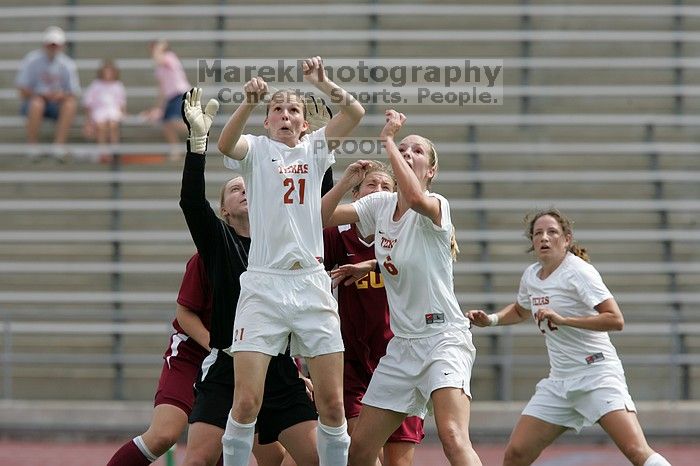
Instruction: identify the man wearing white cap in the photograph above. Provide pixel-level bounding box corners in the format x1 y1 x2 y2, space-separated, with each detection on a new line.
15 26 80 155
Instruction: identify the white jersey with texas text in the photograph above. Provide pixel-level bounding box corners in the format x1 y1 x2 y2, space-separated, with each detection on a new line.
517 252 623 379
223 127 334 269
353 191 470 338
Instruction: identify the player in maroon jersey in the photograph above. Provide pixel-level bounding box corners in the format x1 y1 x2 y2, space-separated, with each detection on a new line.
106 253 210 465
323 160 424 466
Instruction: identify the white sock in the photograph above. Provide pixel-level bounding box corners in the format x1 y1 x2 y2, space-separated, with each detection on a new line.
221 412 256 466
132 435 159 462
317 421 350 466
644 452 672 466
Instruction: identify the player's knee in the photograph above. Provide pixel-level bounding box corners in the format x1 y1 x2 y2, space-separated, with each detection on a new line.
317 403 345 426
348 440 375 466
146 430 180 455
232 392 262 420
314 395 345 425
503 441 535 466
437 424 470 461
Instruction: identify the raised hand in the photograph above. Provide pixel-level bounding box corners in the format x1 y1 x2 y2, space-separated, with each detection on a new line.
305 94 332 132
243 77 268 105
182 87 219 154
302 56 327 86
380 109 406 140
339 159 371 190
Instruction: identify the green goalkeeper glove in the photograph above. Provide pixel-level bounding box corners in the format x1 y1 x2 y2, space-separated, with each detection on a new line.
305 94 332 132
181 87 219 154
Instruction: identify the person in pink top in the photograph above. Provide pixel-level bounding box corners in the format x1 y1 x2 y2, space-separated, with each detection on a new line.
141 40 191 160
82 60 126 151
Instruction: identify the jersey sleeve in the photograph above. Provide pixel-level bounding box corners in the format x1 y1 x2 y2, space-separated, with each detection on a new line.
516 268 532 310
571 262 614 309
418 192 452 234
306 127 335 174
223 133 258 175
353 191 387 240
176 254 211 315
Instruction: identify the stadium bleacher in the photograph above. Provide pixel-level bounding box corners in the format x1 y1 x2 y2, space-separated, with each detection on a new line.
0 2 698 436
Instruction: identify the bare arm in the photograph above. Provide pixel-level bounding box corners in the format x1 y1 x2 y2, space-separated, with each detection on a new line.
302 57 365 140
321 160 370 226
175 303 211 351
217 77 267 159
535 297 624 332
329 259 377 288
381 110 442 225
467 302 531 328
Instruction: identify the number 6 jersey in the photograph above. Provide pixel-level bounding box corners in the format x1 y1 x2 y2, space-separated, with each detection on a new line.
353 191 470 339
224 127 334 270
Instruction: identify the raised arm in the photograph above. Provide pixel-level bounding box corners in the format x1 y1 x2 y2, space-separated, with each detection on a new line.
321 160 371 227
302 57 365 140
179 88 223 256
217 77 267 160
381 110 442 225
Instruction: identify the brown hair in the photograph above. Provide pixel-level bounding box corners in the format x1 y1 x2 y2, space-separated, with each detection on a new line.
265 89 306 119
524 208 589 262
351 160 395 195
97 59 119 80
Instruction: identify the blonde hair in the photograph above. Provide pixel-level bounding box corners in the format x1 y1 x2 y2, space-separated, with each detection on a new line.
351 160 395 194
404 135 439 188
449 226 460 261
524 208 589 262
219 175 243 223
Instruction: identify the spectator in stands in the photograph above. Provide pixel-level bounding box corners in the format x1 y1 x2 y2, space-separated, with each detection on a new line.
179 88 321 466
321 110 482 466
323 160 425 466
15 26 80 158
106 252 292 466
141 39 190 161
82 59 126 161
466 208 672 466
216 56 364 466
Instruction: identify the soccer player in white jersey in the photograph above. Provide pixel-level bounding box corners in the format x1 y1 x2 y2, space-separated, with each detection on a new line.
467 209 672 466
322 110 483 466
216 56 364 466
